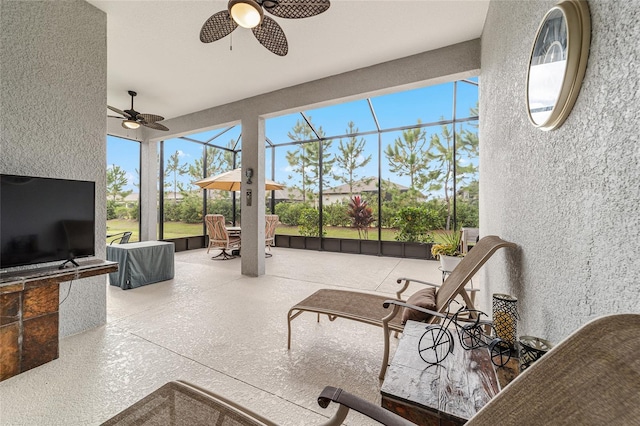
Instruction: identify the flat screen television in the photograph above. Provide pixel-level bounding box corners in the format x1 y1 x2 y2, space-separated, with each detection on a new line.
1 174 96 269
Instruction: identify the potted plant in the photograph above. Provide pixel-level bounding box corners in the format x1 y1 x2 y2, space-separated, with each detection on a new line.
431 230 463 272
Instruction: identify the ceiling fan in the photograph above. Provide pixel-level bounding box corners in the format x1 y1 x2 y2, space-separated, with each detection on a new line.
107 91 169 131
200 0 330 56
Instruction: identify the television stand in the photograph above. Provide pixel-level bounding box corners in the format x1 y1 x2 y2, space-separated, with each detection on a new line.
0 259 118 382
58 258 80 269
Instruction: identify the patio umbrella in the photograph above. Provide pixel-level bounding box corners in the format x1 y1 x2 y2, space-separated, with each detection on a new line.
194 168 285 191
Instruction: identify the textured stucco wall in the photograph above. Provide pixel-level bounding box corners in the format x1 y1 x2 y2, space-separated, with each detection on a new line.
1 1 107 337
480 0 640 343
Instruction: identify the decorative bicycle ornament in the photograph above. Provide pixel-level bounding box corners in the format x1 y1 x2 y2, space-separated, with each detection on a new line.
418 301 512 367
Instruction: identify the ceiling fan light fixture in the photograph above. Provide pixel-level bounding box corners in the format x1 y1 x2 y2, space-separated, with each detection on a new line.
229 0 263 29
122 119 141 130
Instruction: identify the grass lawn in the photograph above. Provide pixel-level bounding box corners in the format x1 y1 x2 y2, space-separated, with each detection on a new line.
107 219 204 240
162 222 205 239
107 219 140 242
272 225 398 240
107 219 400 241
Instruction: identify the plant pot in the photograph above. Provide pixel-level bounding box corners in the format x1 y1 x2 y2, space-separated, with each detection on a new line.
439 254 462 272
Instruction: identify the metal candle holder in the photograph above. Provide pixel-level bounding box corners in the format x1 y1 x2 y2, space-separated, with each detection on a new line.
518 336 554 371
492 293 518 348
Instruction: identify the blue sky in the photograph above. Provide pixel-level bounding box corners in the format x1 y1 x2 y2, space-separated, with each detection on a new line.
108 78 479 195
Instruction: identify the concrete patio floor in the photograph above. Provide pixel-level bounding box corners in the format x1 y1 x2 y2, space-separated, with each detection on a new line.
0 247 472 425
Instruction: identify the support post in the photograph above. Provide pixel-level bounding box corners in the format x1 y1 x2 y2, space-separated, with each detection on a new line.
240 115 266 276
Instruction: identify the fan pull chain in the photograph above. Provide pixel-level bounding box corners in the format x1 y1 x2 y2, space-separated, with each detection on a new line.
230 32 233 51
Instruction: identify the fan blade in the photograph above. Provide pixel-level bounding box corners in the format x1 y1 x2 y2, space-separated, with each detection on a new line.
252 16 288 56
200 10 238 43
142 122 169 131
138 113 164 123
107 105 130 118
264 0 330 19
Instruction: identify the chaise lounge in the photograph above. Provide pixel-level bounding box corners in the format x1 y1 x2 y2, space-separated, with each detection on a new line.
287 235 517 379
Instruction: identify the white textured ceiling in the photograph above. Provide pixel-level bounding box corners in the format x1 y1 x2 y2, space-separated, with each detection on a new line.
88 0 489 121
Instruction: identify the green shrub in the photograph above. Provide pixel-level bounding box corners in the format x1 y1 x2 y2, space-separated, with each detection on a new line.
274 202 292 224
163 200 181 222
380 204 397 228
114 205 130 219
455 199 479 228
275 202 309 226
324 202 351 227
206 199 235 222
179 195 204 223
298 207 326 237
376 190 426 228
394 205 439 243
127 202 139 220
107 200 118 220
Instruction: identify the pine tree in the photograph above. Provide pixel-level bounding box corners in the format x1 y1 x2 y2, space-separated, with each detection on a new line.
285 117 333 202
165 150 188 202
383 121 429 198
334 121 372 197
106 164 132 201
426 118 478 230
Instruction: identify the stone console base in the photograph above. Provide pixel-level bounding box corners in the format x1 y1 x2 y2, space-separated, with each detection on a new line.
0 260 117 381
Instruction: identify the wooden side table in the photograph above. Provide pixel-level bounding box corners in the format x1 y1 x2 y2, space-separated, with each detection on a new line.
381 320 513 425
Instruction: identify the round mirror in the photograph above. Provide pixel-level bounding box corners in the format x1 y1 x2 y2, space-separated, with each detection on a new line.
527 8 568 126
526 0 590 131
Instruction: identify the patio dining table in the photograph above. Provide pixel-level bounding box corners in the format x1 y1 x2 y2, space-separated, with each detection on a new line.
226 226 241 237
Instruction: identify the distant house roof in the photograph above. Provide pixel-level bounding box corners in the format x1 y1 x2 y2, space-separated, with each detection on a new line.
163 191 185 200
123 192 139 202
112 192 139 202
325 177 413 195
271 187 305 202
